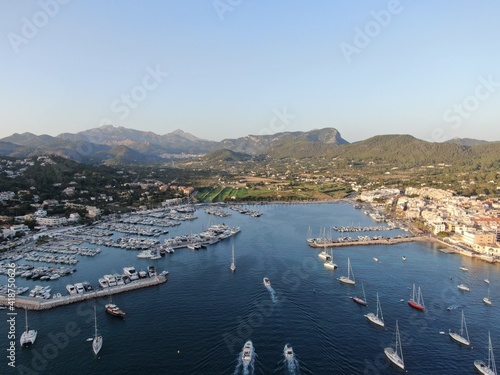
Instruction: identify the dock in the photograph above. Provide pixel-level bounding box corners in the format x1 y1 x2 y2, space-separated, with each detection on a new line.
0 275 167 311
308 236 430 248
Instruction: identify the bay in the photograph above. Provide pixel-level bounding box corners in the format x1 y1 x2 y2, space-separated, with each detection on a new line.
2 203 499 374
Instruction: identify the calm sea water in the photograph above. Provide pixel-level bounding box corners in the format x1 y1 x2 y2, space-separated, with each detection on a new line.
2 203 499 375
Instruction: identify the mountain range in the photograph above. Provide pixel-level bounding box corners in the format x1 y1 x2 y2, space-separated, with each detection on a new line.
0 125 498 168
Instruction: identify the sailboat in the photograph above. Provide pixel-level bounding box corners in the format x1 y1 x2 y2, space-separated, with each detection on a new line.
408 284 425 311
324 248 338 269
484 287 493 306
365 292 384 327
449 310 470 346
352 281 367 306
20 309 37 346
338 258 355 285
474 332 497 375
230 244 236 272
91 305 103 355
384 320 404 370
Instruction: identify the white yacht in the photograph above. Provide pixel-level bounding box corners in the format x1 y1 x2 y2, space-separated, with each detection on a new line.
123 267 139 280
384 320 404 370
449 310 471 346
242 340 254 363
98 278 109 288
20 309 37 346
103 274 117 287
474 332 497 375
74 283 85 294
91 306 103 355
365 292 384 327
338 258 355 285
66 284 77 295
458 284 470 292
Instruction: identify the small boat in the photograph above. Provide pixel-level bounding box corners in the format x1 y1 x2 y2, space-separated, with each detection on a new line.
373 257 379 262
408 284 425 311
66 284 77 295
91 305 103 355
485 279 491 284
352 281 367 306
284 343 294 360
365 292 384 327
402 256 407 261
474 332 497 375
242 340 254 363
338 258 355 285
230 244 236 272
105 303 126 318
458 284 470 292
484 287 493 306
20 309 37 346
263 277 271 287
384 320 404 370
449 310 471 346
460 266 469 272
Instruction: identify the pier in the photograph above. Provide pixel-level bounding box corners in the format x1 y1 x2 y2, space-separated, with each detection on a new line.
0 275 167 311
308 236 430 248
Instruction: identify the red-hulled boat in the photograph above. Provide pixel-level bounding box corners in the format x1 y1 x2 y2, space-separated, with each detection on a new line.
105 303 126 318
408 284 425 311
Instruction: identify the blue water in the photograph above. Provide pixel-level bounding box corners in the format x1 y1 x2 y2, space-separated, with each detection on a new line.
2 203 499 374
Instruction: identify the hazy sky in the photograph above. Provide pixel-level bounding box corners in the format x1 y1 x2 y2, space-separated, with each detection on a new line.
1 1 499 143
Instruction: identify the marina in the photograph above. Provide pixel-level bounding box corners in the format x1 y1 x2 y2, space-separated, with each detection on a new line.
1 202 499 374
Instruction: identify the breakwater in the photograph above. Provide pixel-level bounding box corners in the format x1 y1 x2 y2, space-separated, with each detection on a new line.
0 275 167 311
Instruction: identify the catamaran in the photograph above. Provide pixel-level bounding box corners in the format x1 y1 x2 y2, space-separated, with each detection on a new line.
324 248 338 269
230 244 236 272
338 258 355 285
449 310 470 346
352 281 367 306
92 305 103 355
384 320 404 370
474 332 497 375
365 292 384 327
408 284 425 311
20 309 37 346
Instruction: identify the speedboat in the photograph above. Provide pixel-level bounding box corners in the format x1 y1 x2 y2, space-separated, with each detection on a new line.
459 266 468 271
263 277 271 287
284 344 294 360
457 284 470 292
66 284 77 295
105 303 126 318
242 340 254 363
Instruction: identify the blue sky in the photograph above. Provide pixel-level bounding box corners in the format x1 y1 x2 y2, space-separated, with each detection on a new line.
1 0 499 142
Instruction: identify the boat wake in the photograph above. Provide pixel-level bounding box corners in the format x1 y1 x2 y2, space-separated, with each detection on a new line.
266 285 278 303
285 357 300 374
233 356 255 375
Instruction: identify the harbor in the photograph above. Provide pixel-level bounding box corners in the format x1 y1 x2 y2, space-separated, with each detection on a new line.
308 235 430 248
0 274 167 310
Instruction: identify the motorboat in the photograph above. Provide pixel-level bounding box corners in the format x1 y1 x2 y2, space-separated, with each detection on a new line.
20 309 37 346
263 277 271 287
138 270 147 278
148 266 157 278
284 344 294 360
459 266 468 272
74 283 85 294
105 303 126 318
123 267 139 280
242 340 254 363
103 274 117 287
98 278 109 288
457 284 470 292
66 284 77 295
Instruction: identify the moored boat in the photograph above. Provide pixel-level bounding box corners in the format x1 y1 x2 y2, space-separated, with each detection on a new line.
474 332 497 375
365 292 384 327
384 320 404 370
458 284 470 292
408 284 425 311
338 258 355 285
449 310 471 346
20 309 37 346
